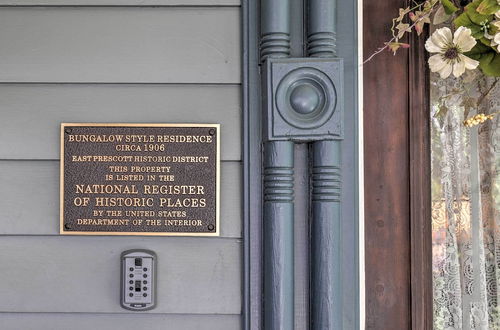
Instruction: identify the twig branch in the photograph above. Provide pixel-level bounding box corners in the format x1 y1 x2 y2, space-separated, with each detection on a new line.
362 7 436 65
362 41 398 64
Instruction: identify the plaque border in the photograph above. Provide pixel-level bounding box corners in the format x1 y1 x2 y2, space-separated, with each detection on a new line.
60 123 220 237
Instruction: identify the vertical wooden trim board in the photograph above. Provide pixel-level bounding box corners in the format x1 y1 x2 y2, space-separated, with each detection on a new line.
363 0 411 327
408 28 433 330
363 0 433 329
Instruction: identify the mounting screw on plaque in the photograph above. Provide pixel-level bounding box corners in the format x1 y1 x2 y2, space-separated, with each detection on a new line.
121 249 157 311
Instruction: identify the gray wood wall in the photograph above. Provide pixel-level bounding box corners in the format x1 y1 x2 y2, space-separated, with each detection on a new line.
0 2 242 329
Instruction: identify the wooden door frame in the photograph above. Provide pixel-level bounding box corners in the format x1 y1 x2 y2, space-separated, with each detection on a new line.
408 28 433 330
363 0 432 328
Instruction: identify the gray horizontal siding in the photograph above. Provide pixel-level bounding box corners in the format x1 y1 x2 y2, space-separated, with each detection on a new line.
0 2 243 327
0 236 241 314
0 7 240 83
0 313 240 330
0 0 239 5
0 161 241 237
0 84 241 160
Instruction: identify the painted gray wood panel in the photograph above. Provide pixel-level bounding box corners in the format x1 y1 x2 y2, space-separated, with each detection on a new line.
0 314 241 330
0 0 239 5
0 84 241 160
0 236 241 314
0 8 240 83
0 161 241 237
0 1 243 327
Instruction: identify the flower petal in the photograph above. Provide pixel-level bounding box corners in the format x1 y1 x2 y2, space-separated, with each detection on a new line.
494 33 500 51
459 54 479 70
452 60 466 77
431 27 452 49
453 26 476 52
428 54 448 72
438 63 453 79
494 33 500 46
425 38 442 53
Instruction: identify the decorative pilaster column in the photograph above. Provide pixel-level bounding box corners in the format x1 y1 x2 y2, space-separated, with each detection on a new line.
260 1 295 329
260 0 343 328
308 0 343 329
263 141 294 330
310 140 342 329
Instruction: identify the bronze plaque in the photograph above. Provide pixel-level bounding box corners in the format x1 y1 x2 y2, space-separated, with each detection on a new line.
60 123 219 236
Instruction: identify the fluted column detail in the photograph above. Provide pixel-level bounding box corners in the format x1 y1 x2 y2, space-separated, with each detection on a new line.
264 165 294 203
311 163 341 203
260 0 291 62
307 31 337 58
260 33 291 62
307 0 337 57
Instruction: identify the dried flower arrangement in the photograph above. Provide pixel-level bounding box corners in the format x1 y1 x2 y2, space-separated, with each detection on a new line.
365 0 500 126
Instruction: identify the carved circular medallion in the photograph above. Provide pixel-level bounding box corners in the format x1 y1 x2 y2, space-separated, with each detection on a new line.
276 67 337 129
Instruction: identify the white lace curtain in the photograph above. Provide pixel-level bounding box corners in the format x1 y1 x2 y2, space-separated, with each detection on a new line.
432 73 500 329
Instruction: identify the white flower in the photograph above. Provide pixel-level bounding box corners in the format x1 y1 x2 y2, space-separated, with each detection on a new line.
491 11 500 52
425 26 479 78
493 37 500 52
493 29 500 52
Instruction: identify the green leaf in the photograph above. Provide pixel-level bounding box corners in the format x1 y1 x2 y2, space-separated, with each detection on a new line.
465 43 497 77
441 0 459 14
454 0 494 40
476 0 500 15
465 0 492 24
453 11 472 26
465 42 491 57
454 12 485 38
466 41 491 58
470 25 486 39
479 37 491 47
467 43 500 76
478 52 500 76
